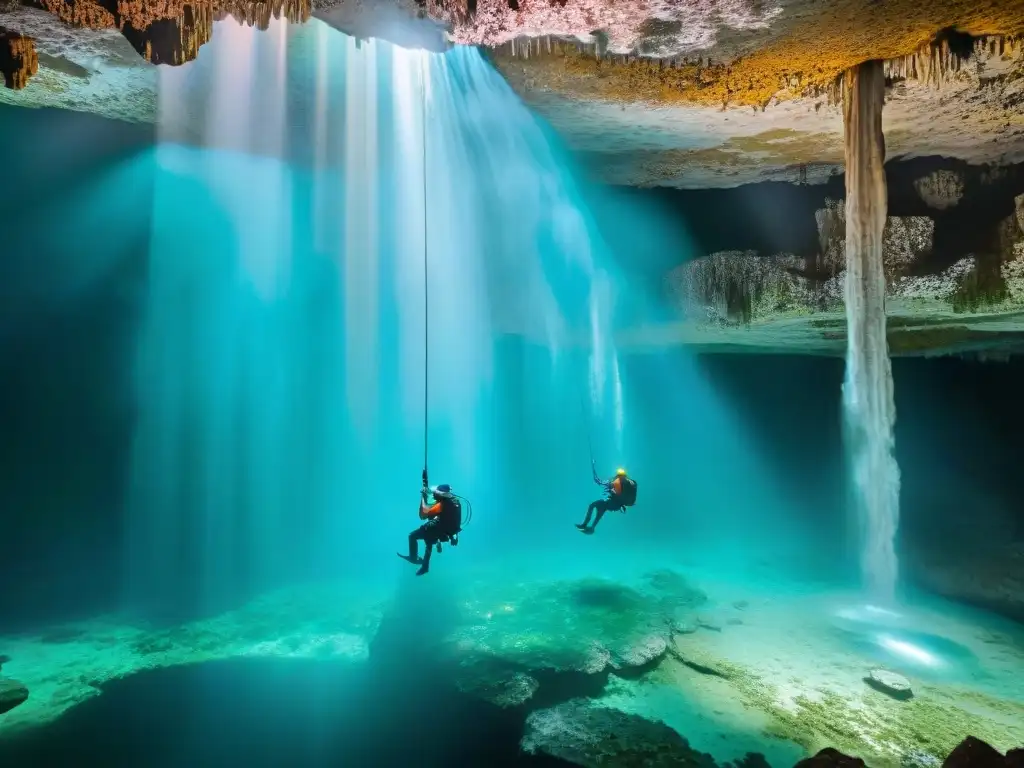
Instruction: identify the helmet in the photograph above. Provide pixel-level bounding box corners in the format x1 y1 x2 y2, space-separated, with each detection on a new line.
431 484 453 498
616 468 627 477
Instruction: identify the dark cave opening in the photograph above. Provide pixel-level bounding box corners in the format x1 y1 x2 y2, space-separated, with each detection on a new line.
609 157 1024 280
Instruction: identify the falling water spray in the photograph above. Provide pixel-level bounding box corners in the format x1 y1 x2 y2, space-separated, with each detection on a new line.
841 61 901 603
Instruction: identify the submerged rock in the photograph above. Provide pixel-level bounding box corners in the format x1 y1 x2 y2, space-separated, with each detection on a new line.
522 698 720 767
865 669 913 700
0 679 28 715
943 736 1007 768
795 748 867 768
446 573 703 706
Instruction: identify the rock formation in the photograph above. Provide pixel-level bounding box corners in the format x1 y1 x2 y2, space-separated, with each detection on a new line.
915 170 965 210
447 571 706 709
944 737 1022 768
655 184 1024 356
522 698 726 767
0 29 37 89
27 0 311 65
0 678 28 716
667 207 938 327
794 748 867 768
865 668 913 700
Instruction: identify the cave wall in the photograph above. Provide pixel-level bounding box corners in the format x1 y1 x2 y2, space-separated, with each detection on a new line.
0 104 155 629
633 159 1024 333
609 158 1024 279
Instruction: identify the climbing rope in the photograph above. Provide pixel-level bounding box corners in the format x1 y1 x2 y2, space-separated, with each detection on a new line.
421 63 430 490
579 389 602 484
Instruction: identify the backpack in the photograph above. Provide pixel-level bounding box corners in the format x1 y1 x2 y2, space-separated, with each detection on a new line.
440 498 463 537
619 477 638 507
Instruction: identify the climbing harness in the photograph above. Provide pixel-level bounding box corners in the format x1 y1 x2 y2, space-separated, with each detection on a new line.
421 62 430 492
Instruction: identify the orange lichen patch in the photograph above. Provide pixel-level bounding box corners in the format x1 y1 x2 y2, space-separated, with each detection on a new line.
491 0 1024 108
0 29 39 90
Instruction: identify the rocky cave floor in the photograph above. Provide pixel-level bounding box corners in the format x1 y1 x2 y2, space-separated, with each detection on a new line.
0 557 1022 767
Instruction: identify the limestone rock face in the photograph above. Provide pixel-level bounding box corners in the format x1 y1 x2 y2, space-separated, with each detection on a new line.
669 205 938 328
915 170 965 210
0 30 38 89
668 251 815 326
814 199 935 282
646 195 1024 356
0 678 28 715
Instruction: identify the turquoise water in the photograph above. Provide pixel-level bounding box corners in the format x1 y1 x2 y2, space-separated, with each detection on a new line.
114 19 811 615
0 15 1023 768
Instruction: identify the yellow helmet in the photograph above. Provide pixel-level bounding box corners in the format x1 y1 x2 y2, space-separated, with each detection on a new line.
616 468 627 477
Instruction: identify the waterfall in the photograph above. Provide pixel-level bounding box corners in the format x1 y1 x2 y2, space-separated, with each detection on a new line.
841 61 901 603
124 18 622 615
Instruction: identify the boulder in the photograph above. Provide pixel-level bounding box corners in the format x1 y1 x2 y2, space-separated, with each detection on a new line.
795 748 868 768
0 678 28 715
943 736 1007 768
865 669 913 700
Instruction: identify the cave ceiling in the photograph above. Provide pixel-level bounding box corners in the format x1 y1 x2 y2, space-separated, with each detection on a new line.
0 0 1021 189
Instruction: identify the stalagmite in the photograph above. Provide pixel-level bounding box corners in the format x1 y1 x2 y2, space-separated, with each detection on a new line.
842 60 901 603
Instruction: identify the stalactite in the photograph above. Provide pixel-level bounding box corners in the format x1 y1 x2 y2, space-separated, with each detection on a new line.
882 32 1020 89
0 29 38 90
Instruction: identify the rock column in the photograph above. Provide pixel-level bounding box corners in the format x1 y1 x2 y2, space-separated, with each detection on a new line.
842 60 901 603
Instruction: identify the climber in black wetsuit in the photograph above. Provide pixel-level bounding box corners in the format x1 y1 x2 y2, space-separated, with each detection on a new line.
576 464 637 534
398 482 463 576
